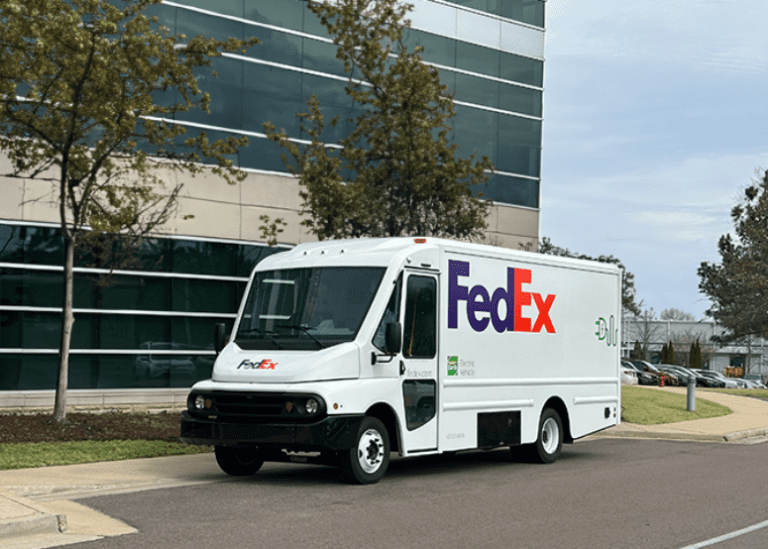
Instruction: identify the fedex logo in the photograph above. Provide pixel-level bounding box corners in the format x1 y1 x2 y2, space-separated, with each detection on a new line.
237 359 277 370
448 260 556 333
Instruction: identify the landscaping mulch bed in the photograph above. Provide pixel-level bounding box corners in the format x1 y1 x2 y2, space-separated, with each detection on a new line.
0 411 183 444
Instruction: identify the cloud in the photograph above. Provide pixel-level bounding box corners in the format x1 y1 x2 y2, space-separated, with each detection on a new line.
545 151 767 210
545 0 768 77
628 209 725 244
540 0 768 318
541 152 767 318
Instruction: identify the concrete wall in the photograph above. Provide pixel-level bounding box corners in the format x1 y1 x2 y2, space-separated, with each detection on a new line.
0 164 539 249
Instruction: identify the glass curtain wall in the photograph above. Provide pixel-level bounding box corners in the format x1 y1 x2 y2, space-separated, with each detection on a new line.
441 0 545 28
0 222 285 390
152 0 543 208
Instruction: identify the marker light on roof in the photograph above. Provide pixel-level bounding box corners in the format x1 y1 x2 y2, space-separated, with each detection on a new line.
414 238 427 244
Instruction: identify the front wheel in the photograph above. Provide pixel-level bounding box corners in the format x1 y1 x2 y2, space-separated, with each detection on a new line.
522 408 563 464
214 446 264 476
339 417 390 484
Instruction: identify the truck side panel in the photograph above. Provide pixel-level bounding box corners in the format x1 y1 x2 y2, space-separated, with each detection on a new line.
437 248 621 452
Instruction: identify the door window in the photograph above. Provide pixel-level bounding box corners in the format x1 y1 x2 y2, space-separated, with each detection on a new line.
402 380 436 430
373 274 402 352
403 276 436 358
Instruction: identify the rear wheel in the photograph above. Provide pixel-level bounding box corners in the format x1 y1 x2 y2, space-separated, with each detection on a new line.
519 408 563 464
214 446 264 476
340 417 390 484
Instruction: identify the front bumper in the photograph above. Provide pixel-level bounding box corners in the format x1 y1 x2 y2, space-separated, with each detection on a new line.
180 411 364 451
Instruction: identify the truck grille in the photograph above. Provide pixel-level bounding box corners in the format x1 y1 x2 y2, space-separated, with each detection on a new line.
188 391 325 424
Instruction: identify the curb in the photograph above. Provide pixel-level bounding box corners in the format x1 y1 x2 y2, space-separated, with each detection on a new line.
723 427 768 442
585 430 725 442
0 492 66 539
0 514 65 538
586 426 768 443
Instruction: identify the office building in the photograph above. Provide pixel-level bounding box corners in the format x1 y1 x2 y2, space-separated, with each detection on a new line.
0 0 545 401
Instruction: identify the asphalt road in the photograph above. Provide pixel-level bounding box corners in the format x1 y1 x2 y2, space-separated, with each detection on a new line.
66 438 767 549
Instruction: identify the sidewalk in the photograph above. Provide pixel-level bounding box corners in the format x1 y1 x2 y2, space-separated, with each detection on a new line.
2 388 768 548
0 453 217 549
586 386 768 443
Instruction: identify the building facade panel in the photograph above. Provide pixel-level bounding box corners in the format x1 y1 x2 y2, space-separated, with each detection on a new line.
622 316 767 377
0 0 545 395
153 0 544 209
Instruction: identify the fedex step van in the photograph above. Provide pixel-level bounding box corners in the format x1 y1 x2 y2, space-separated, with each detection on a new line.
181 237 622 484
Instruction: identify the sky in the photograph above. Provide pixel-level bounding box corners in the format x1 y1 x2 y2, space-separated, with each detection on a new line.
540 0 768 320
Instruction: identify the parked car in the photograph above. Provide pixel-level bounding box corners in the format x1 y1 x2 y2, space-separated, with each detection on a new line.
686 367 725 387
621 360 656 385
697 370 739 389
733 378 749 389
632 360 681 386
744 375 767 388
659 365 722 388
621 366 638 385
134 341 196 380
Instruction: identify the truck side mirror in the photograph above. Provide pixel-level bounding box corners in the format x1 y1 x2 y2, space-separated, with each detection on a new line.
385 322 402 355
214 323 227 355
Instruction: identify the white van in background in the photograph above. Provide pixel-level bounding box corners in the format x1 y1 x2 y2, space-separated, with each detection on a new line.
181 237 622 483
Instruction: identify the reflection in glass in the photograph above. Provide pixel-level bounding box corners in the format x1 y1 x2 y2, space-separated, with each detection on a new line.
373 274 402 352
175 7 245 43
403 276 436 359
402 380 436 430
499 83 542 117
453 106 498 164
455 73 499 110
251 26 303 68
472 174 539 209
245 0 304 32
443 0 545 28
236 267 385 350
500 52 543 88
405 29 457 68
134 342 197 384
456 41 500 78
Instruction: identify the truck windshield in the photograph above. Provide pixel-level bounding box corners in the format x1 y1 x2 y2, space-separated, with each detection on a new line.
234 267 385 350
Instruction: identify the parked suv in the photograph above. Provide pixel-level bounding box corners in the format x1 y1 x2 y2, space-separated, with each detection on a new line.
698 370 739 388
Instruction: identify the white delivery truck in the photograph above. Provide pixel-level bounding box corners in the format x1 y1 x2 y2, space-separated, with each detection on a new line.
181 237 622 484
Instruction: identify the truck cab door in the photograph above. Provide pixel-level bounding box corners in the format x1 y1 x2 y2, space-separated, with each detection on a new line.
398 272 439 454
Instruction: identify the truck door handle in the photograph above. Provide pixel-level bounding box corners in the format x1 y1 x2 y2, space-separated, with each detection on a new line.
400 361 406 375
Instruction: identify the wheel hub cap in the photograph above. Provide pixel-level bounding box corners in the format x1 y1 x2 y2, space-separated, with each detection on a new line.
357 429 384 473
541 417 559 454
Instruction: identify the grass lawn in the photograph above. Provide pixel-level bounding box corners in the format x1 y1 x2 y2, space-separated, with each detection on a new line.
0 440 210 470
699 388 768 401
621 386 732 425
0 410 210 470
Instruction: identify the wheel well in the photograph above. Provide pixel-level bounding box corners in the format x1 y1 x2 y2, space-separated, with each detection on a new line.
544 397 573 443
366 403 400 453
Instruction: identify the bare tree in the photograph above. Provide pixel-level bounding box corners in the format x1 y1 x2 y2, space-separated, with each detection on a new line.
660 308 696 321
629 309 663 360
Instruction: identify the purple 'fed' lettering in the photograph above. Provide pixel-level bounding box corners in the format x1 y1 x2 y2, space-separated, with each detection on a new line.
448 260 556 334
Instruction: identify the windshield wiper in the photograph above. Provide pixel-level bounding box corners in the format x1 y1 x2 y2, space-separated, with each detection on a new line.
276 324 326 349
237 328 283 349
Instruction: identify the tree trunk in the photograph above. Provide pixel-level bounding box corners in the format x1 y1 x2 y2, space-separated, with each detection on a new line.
53 232 76 424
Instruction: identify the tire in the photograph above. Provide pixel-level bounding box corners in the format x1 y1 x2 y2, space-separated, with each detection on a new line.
524 408 563 464
214 446 264 476
339 417 390 484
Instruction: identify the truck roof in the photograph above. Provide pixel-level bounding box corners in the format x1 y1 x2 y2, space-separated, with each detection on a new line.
255 237 622 275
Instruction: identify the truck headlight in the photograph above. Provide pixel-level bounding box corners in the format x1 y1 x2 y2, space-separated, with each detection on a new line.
305 398 319 415
194 395 206 410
